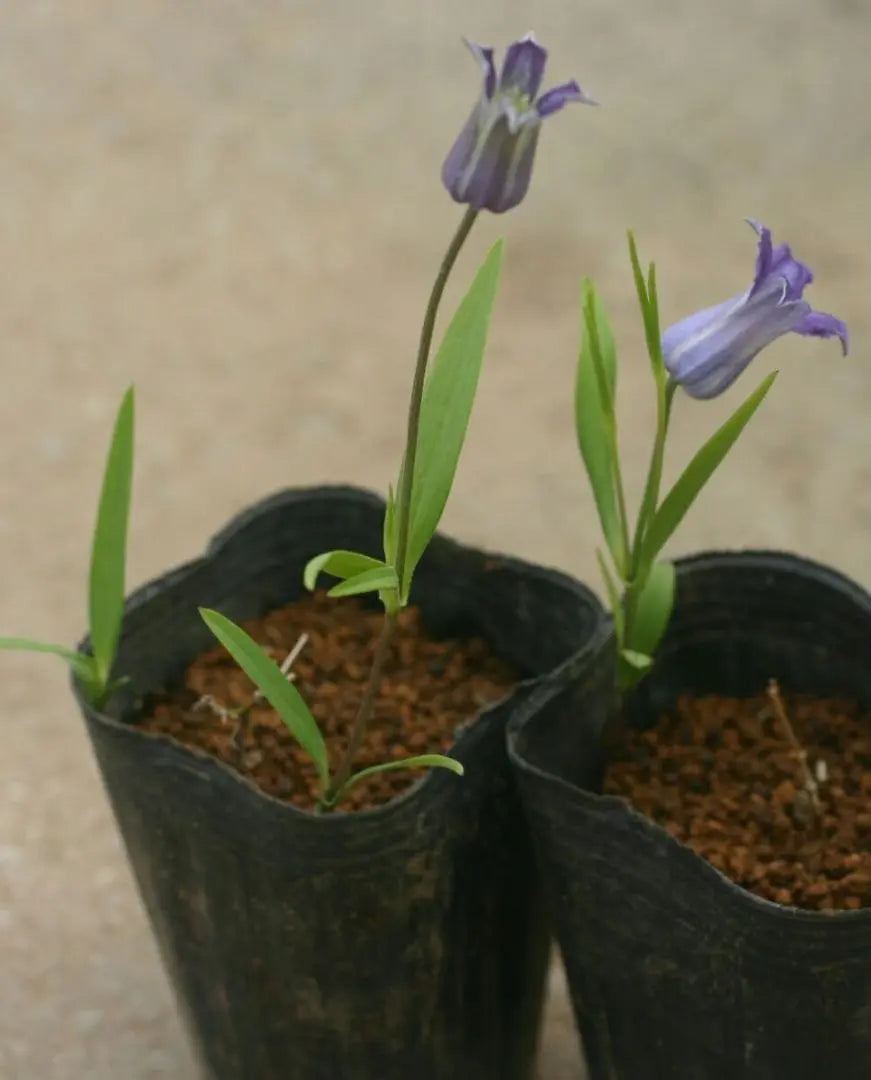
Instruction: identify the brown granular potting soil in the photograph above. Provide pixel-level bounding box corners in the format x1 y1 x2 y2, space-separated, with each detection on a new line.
141 591 517 812
604 692 871 912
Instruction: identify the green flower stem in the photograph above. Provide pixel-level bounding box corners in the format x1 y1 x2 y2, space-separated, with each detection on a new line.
394 206 479 596
630 377 677 575
608 419 633 583
619 580 640 673
323 611 396 807
621 378 677 650
322 207 479 809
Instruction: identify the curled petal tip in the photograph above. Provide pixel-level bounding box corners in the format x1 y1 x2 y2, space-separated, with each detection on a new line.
537 80 597 116
462 38 496 98
796 310 849 354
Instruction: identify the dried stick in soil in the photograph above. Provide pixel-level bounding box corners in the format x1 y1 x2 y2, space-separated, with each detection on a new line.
766 678 821 826
195 633 309 766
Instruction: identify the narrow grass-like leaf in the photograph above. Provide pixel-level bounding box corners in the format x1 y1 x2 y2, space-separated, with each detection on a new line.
326 565 399 599
382 484 397 565
582 281 617 416
88 387 135 691
627 560 675 659
627 232 663 378
0 637 95 683
576 281 624 570
628 232 649 307
645 263 665 374
304 550 385 592
199 608 329 787
329 753 464 806
404 239 504 589
643 372 777 565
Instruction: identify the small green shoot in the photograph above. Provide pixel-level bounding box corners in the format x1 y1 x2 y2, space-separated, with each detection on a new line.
0 386 135 707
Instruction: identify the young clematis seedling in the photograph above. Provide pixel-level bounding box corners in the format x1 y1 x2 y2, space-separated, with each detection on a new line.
0 387 135 708
204 34 592 810
577 224 847 691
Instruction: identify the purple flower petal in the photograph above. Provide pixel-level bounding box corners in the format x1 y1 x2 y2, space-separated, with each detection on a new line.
665 297 809 400
770 241 814 301
442 97 541 213
536 80 596 117
499 33 547 99
452 117 511 210
441 105 483 202
488 125 540 212
795 310 849 354
470 118 539 213
746 218 814 303
463 39 496 99
747 220 774 299
661 295 743 358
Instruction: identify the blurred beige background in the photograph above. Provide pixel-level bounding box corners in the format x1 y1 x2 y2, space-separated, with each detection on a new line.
0 1 867 1077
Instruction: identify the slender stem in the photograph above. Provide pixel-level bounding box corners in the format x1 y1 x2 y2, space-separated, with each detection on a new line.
630 378 677 572
321 208 479 808
609 423 633 583
324 612 396 806
394 206 479 597
622 378 677 653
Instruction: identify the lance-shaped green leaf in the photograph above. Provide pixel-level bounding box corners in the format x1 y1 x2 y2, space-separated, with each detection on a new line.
0 637 96 685
576 281 624 572
303 550 386 592
88 387 135 691
642 372 777 566
627 560 675 660
646 263 663 370
199 608 329 787
627 232 665 380
403 239 504 591
326 565 398 599
327 753 464 807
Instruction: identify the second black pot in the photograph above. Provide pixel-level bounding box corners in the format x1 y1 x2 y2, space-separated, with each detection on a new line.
77 486 604 1080
510 550 871 1080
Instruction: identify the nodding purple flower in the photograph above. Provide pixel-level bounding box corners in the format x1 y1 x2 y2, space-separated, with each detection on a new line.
662 220 849 400
442 34 595 214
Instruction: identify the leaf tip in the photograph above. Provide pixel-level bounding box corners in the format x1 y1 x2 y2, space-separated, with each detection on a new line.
302 558 320 592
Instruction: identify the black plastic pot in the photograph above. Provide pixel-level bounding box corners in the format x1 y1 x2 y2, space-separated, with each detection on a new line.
77 486 603 1080
509 551 871 1080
